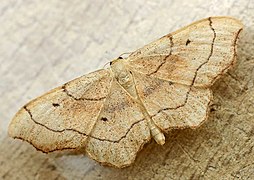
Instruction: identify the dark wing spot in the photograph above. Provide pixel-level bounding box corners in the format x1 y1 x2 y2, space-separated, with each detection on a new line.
186 39 191 46
168 81 174 85
210 107 216 112
52 103 60 107
101 117 108 122
47 164 57 170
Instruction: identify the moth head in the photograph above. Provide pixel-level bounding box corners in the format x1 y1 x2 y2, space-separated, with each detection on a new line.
109 56 125 70
110 56 123 66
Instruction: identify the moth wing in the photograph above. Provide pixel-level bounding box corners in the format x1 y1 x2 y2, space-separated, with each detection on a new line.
128 16 243 87
128 16 242 131
8 69 113 152
85 78 151 168
132 71 212 131
9 69 151 168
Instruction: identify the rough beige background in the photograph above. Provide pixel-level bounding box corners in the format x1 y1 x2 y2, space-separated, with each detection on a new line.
0 0 253 179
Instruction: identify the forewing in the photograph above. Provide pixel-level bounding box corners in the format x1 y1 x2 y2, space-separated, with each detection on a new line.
85 78 151 168
132 71 212 131
9 70 151 167
8 69 112 152
128 17 243 87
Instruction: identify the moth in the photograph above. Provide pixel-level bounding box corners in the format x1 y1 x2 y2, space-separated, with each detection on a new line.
9 16 243 168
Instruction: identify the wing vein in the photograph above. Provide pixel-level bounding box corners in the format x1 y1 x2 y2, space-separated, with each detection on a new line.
147 35 173 75
62 85 106 101
23 105 145 145
151 17 216 118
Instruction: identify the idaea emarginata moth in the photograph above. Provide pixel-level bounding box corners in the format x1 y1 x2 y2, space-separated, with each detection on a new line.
9 16 243 168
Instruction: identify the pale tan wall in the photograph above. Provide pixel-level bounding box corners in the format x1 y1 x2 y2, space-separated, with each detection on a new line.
0 0 253 179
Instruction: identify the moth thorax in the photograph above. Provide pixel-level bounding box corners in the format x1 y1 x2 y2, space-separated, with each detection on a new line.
110 58 138 98
111 59 131 86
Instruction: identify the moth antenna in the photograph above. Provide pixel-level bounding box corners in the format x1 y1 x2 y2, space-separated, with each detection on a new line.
118 52 132 58
103 58 119 69
103 61 111 69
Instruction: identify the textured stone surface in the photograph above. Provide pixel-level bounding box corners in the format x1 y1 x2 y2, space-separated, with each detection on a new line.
0 0 253 179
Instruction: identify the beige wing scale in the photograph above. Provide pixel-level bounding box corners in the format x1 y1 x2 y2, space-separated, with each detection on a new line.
86 78 150 167
128 17 243 130
128 17 243 87
9 69 150 167
132 71 212 131
8 69 112 152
